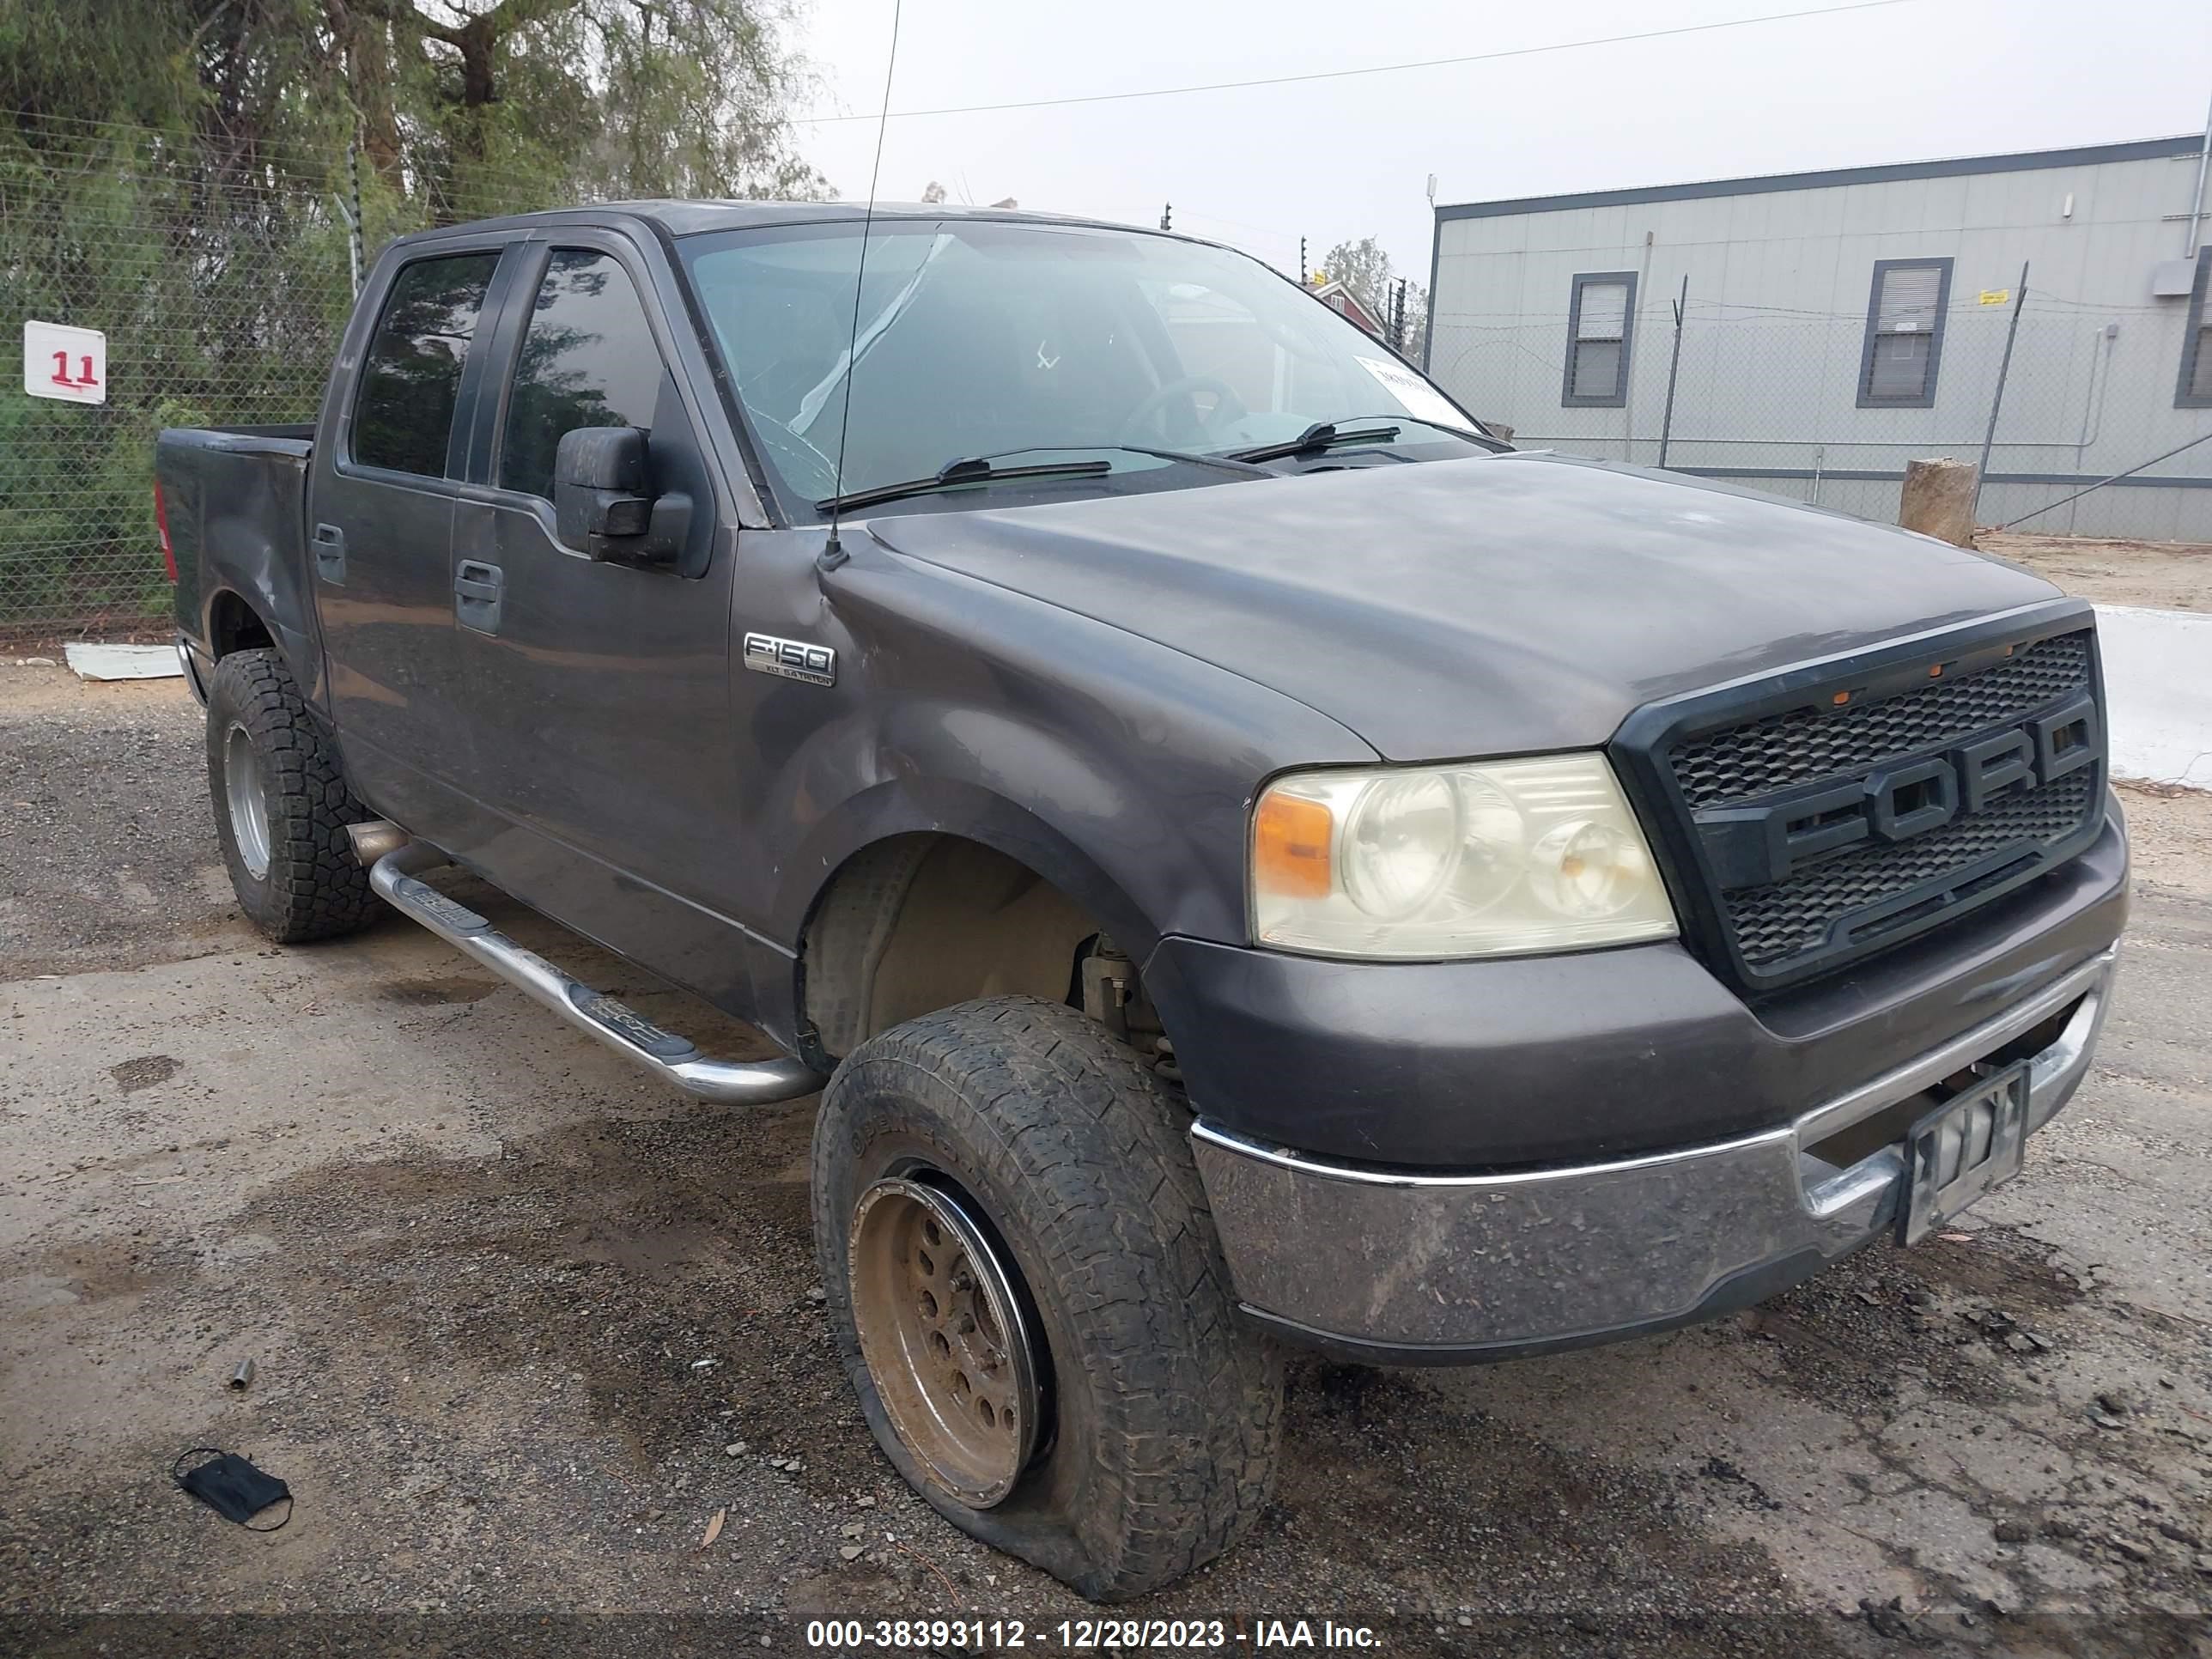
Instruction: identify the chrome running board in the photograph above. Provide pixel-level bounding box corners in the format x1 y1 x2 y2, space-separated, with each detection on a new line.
368 842 824 1106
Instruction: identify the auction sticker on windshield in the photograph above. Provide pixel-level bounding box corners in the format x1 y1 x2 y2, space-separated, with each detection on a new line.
1355 354 1465 432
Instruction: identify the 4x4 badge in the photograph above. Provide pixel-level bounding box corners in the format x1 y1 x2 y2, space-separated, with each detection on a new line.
743 631 836 687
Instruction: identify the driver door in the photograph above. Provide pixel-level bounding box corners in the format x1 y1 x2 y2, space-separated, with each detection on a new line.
446 232 754 1006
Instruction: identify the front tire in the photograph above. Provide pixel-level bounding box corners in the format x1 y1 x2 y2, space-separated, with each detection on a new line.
205 648 377 943
813 995 1282 1601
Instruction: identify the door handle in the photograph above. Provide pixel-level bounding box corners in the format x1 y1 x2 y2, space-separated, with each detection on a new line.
311 522 345 584
454 560 505 634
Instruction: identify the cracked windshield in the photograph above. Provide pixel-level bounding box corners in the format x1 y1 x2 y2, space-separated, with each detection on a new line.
681 219 1480 513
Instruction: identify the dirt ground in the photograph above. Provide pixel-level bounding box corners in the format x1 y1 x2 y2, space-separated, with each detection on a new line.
3 665 2209 1658
1978 532 2211 612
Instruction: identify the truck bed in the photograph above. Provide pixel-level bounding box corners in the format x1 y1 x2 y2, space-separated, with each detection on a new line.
158 424 320 690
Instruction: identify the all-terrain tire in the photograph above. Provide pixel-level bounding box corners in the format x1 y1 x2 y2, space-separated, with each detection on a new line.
813 994 1283 1601
205 647 378 943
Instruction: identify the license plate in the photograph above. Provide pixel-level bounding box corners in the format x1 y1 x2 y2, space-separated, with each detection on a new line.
1900 1060 2032 1245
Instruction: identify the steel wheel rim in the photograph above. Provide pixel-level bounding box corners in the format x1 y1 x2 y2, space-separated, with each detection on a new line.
223 722 272 881
849 1175 1041 1508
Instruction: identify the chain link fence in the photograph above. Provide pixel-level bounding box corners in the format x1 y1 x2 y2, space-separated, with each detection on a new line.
0 112 567 635
1429 288 2212 544
10 111 2212 633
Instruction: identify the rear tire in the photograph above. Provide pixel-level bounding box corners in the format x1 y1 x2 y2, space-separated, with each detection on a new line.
205 648 377 943
813 994 1282 1601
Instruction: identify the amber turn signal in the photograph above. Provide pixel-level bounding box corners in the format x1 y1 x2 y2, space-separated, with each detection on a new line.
1252 791 1333 898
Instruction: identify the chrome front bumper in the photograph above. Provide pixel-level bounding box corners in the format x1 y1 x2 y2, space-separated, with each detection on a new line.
1190 948 2117 1362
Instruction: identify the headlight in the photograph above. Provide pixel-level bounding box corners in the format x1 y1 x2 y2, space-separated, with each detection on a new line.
1249 754 1677 959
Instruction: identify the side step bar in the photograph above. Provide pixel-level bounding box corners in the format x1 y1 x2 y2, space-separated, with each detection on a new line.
364 839 825 1107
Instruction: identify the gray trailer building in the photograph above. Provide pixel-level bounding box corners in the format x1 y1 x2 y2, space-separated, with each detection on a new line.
1424 134 2212 541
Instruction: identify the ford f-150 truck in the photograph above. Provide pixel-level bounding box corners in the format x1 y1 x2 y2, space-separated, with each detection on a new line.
155 201 2127 1601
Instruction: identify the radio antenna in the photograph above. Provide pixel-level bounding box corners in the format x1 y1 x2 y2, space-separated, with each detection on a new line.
821 0 902 571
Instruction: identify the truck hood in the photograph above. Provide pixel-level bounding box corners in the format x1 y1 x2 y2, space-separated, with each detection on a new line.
864 451 2064 760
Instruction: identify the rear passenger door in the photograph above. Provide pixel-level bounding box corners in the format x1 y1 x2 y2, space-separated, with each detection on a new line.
445 233 750 1002
310 242 513 830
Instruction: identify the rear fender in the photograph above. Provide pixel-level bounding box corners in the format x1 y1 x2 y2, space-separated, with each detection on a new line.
161 431 327 711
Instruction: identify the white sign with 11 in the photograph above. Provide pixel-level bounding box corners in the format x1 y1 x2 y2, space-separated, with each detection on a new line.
23 319 107 404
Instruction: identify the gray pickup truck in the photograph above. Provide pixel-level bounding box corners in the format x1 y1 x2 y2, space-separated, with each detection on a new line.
156 201 2127 1601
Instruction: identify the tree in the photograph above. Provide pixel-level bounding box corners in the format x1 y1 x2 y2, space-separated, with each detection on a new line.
1318 235 1391 310
1320 234 1428 360
2 0 823 215
345 0 824 218
0 0 824 625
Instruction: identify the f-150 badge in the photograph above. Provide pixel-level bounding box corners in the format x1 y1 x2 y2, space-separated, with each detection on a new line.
743 631 836 687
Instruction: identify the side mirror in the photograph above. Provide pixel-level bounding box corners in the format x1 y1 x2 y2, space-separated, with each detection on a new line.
555 426 652 559
552 424 695 567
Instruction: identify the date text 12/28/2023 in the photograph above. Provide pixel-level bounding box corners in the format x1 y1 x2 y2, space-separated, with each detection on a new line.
803 1618 1382 1649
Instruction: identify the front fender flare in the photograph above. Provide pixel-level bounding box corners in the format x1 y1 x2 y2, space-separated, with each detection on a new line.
780 775 1159 963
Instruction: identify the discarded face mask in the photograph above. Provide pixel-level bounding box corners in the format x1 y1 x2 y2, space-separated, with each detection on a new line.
172 1448 293 1530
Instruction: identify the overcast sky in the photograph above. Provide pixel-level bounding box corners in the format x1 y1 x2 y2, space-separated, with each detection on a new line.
793 0 2211 288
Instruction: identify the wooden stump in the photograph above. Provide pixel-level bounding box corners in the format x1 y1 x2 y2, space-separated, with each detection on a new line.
1899 457 1978 547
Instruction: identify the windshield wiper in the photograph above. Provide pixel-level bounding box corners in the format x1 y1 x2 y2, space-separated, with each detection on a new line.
816 454 1112 514
1222 420 1402 465
814 444 1273 514
1079 443 1274 477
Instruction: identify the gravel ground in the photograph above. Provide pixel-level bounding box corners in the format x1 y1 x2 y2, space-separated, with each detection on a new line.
0 661 251 979
2 662 2209 1659
1978 533 2211 612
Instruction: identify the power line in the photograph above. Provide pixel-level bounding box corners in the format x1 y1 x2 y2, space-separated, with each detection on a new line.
794 0 1918 124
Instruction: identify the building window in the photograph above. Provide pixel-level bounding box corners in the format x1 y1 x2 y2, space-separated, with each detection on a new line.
1563 271 1636 407
1856 258 1952 408
2180 246 2212 409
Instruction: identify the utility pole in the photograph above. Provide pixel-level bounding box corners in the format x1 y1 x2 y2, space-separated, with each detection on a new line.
2187 82 2212 256
1972 261 2031 520
1159 202 1171 232
1656 274 1689 470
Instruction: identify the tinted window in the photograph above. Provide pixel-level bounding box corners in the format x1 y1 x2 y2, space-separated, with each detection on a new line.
354 252 500 477
500 251 664 501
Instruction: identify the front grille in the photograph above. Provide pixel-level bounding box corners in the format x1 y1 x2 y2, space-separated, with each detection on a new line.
1633 623 2105 990
1671 632 2093 810
1723 767 2097 966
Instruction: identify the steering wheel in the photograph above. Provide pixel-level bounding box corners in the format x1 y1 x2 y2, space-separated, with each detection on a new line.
1116 375 1249 447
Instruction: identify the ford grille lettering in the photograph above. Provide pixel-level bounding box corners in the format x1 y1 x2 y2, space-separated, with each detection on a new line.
1695 695 2100 890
